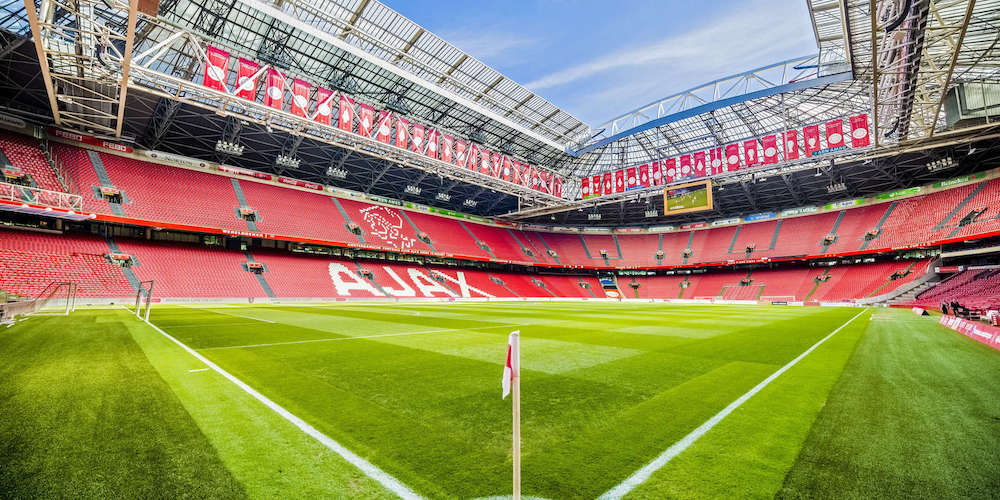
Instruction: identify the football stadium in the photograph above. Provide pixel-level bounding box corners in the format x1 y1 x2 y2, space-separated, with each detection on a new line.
1 0 999 498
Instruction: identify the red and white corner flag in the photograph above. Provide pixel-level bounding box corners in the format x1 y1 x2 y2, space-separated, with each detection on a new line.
502 330 520 399
502 330 521 499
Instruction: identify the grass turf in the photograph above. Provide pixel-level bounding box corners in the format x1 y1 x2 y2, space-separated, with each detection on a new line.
2 304 997 498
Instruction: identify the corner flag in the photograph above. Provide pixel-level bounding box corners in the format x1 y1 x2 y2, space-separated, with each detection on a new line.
502 331 519 399
502 330 521 499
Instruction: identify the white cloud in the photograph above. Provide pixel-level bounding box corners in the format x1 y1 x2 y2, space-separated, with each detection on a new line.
438 29 541 63
525 1 815 93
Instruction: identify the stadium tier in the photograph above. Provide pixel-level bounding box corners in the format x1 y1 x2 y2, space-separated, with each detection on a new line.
6 136 997 270
909 268 1000 311
0 132 64 193
0 227 931 303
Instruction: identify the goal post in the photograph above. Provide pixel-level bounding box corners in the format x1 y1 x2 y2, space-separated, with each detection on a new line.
133 280 154 322
0 281 77 323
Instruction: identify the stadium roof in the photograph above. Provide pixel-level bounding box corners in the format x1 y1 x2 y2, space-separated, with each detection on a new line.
3 0 1000 224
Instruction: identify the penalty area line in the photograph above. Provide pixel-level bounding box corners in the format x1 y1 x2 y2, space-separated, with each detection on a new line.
598 308 870 500
117 306 423 500
202 323 522 350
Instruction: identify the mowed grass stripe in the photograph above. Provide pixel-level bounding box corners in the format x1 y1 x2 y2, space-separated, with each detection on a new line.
777 308 1000 498
139 310 423 499
623 306 872 498
175 303 866 498
0 311 246 498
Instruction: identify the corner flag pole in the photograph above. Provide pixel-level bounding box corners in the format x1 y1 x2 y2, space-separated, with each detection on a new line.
511 331 521 500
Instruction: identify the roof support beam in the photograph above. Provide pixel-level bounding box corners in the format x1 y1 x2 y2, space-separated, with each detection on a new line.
114 0 138 138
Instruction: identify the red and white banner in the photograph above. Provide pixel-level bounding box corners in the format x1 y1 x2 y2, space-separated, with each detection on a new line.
803 124 821 156
411 124 425 153
743 139 759 168
592 174 603 195
614 169 625 193
235 58 259 100
825 119 845 148
602 172 613 194
939 315 1000 352
725 144 740 171
357 104 375 137
553 176 563 198
539 171 550 193
203 45 230 92
581 177 591 197
395 117 409 148
783 129 799 160
290 78 310 118
512 161 524 184
264 68 285 109
650 161 662 186
502 156 512 181
375 111 393 143
850 113 871 148
490 152 503 178
442 135 453 163
425 129 439 159
313 87 334 125
338 95 355 132
708 148 724 175
523 163 534 186
679 155 692 178
626 166 638 189
468 144 479 171
692 151 707 177
455 140 468 167
761 135 779 164
639 164 650 187
663 158 677 183
479 148 492 175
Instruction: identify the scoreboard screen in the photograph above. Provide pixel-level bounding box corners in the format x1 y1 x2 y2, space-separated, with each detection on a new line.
664 180 713 215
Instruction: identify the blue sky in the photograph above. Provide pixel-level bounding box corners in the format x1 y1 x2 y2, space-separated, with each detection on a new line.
387 0 818 126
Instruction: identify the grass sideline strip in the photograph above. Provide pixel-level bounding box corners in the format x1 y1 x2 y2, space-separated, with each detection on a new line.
598 308 869 499
126 307 423 500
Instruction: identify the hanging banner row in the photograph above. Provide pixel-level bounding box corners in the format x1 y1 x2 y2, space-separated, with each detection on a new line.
202 45 565 198
580 114 871 199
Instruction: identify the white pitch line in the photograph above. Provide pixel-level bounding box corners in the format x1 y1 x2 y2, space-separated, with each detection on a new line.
203 323 521 351
118 305 423 500
182 305 277 323
598 308 869 500
187 368 210 373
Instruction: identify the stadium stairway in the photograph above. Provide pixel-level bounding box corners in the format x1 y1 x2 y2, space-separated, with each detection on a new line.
104 235 141 292
244 250 275 297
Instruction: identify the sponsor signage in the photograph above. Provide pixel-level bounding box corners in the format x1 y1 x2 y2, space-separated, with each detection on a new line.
781 206 818 217
368 195 404 207
810 145 847 157
278 176 323 190
933 172 987 189
0 111 26 128
823 199 862 210
938 315 1000 352
711 217 740 227
48 127 133 153
745 212 777 222
876 187 920 200
218 164 272 180
680 222 706 230
146 151 209 169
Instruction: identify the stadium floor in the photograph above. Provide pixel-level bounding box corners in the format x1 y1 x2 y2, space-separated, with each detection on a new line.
1 303 998 498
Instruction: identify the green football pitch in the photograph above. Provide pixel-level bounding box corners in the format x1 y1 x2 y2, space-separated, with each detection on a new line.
1 303 998 499
666 189 709 212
